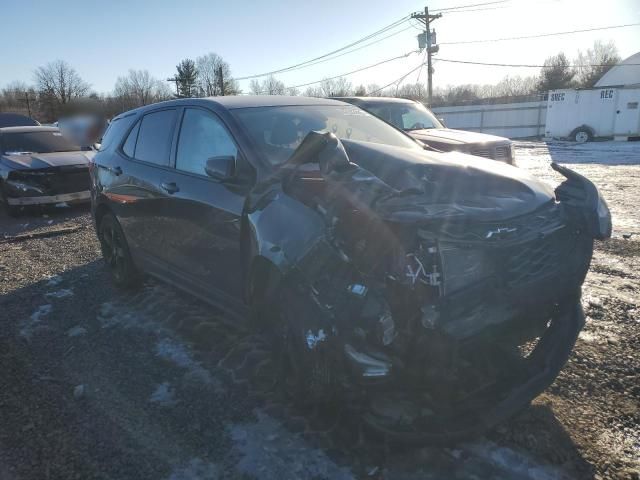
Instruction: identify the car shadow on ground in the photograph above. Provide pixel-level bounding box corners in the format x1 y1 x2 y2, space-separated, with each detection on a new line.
541 140 640 166
0 203 91 238
0 255 598 479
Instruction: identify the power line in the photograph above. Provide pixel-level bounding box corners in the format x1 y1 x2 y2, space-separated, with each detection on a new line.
270 24 415 74
368 60 430 95
235 15 411 80
437 58 640 68
415 49 428 83
249 51 419 94
431 0 509 12
440 23 640 45
440 5 509 13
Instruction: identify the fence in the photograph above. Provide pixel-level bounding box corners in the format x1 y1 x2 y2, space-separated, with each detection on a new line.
431 100 547 139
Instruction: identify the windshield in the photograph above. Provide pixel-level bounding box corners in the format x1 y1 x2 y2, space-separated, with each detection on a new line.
231 105 421 166
1 130 81 154
363 102 443 131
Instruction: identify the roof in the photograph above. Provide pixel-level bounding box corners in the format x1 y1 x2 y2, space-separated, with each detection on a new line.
0 126 60 133
333 96 416 105
205 95 349 109
595 52 640 88
112 95 352 122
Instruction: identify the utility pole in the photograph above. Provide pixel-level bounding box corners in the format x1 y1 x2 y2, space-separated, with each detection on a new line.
24 91 32 117
411 6 441 106
217 65 225 96
166 76 180 97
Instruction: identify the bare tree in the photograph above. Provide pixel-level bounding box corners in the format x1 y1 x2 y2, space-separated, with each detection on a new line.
113 70 171 109
114 70 154 107
195 52 239 96
396 83 427 101
286 86 300 96
575 40 620 87
34 60 90 104
0 81 37 116
489 75 539 97
249 76 286 95
249 79 262 95
320 77 352 97
366 84 383 97
303 86 324 97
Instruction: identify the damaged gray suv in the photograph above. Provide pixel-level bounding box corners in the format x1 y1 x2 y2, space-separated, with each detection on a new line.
90 96 611 442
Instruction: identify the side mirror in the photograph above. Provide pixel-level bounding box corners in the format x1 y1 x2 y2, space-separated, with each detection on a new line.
92 143 101 150
438 118 446 128
205 155 236 181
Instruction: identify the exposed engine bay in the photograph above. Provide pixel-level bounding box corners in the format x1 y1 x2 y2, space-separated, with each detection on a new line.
246 131 611 442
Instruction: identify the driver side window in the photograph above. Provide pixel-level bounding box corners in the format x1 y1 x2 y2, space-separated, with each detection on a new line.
176 108 238 176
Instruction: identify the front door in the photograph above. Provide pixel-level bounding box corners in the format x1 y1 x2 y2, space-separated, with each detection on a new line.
159 107 251 302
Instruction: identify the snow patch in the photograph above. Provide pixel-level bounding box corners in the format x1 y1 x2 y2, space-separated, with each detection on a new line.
67 325 87 337
46 275 62 286
46 288 74 299
229 410 354 480
166 458 218 480
149 382 177 406
463 441 572 480
20 304 53 338
155 338 218 387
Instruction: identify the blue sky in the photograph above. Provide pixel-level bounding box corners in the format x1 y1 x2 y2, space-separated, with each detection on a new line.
2 0 639 94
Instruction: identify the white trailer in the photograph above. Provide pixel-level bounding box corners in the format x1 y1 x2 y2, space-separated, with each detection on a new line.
545 87 640 142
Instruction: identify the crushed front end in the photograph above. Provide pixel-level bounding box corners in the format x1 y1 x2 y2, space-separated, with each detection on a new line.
3 164 90 206
252 132 611 442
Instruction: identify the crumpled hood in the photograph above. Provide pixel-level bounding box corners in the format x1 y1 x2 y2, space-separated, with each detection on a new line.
1 151 90 171
408 128 510 146
337 139 555 222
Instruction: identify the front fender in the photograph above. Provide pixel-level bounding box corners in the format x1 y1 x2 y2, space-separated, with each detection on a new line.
245 187 326 277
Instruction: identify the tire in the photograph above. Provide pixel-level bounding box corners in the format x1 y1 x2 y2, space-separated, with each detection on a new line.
269 283 340 406
573 128 592 143
97 212 140 289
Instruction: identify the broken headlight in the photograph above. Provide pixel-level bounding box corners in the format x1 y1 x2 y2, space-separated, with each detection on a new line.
439 244 491 295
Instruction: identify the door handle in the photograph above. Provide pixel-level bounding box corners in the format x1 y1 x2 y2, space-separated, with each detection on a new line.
107 166 122 176
161 182 179 194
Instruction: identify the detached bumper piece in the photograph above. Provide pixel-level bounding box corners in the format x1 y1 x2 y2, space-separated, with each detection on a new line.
5 165 90 206
363 300 585 444
7 190 90 206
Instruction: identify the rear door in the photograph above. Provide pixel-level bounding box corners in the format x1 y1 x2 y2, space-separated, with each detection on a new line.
614 90 640 137
156 106 251 302
109 108 179 271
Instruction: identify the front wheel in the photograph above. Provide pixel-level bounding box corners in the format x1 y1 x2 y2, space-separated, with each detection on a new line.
271 284 341 405
98 212 140 289
573 128 592 143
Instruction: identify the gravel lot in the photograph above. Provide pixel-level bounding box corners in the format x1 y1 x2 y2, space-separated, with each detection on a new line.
1 141 638 480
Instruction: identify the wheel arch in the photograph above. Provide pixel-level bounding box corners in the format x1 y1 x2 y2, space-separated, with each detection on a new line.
93 201 113 229
569 124 595 141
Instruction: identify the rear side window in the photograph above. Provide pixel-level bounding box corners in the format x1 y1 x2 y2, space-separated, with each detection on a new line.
131 109 176 166
98 115 136 151
122 121 140 157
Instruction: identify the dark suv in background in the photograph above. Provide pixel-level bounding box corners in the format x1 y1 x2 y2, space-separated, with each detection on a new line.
336 96 515 165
